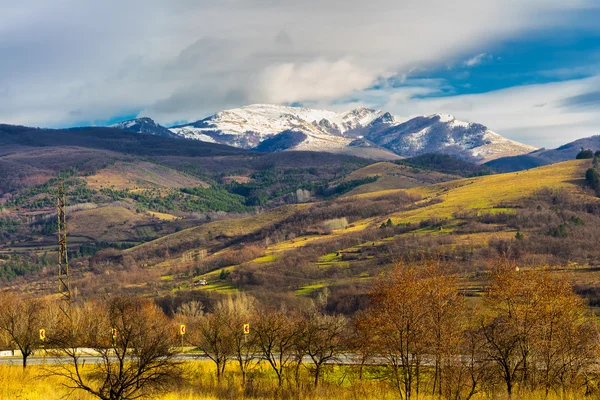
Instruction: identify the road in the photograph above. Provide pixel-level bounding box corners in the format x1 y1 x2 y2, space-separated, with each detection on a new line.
0 353 367 366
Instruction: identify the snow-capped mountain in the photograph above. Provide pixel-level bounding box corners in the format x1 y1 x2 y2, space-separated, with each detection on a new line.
365 114 537 163
110 105 537 162
111 117 180 139
169 104 394 146
169 104 400 160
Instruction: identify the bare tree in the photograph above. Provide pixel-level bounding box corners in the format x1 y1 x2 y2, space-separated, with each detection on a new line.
0 293 48 369
185 309 232 382
255 309 299 387
363 261 467 399
48 296 181 400
420 264 466 398
364 263 431 399
218 294 258 386
480 265 598 397
297 310 347 387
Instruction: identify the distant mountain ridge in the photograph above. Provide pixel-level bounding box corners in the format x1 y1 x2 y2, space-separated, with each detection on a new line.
111 117 180 139
485 135 600 172
113 104 538 163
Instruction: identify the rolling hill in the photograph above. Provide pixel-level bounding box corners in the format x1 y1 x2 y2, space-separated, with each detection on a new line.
485 135 600 172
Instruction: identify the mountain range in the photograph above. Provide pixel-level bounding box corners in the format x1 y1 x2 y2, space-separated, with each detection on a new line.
113 104 537 163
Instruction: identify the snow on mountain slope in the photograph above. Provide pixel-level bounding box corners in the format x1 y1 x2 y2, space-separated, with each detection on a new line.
366 114 537 163
151 104 535 162
169 104 394 148
111 117 180 139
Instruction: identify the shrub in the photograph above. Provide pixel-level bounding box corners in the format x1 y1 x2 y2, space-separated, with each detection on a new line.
322 218 349 232
576 149 594 159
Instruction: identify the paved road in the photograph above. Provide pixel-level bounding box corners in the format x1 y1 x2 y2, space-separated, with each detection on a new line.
0 353 212 366
0 353 367 366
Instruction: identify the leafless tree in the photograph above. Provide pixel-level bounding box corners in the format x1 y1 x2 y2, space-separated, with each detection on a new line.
185 309 232 381
48 296 181 400
218 294 258 386
297 309 347 387
255 309 299 387
0 293 48 369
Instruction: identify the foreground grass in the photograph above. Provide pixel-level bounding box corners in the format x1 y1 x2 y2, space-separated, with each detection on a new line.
0 362 591 400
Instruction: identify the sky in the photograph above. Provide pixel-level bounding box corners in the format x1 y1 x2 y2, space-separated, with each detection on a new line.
1 0 600 148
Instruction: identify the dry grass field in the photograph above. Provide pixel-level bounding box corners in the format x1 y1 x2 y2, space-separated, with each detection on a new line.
85 161 208 190
343 161 460 195
380 159 593 223
123 205 305 262
0 362 589 400
68 206 152 242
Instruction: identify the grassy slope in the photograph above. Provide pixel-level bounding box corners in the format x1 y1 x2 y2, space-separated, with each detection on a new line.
9 160 594 299
109 160 592 295
365 160 592 223
68 206 153 242
123 205 304 262
343 162 460 195
85 161 208 190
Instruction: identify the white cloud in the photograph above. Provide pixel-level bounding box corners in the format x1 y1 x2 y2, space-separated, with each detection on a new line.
464 53 491 67
0 0 596 127
370 75 600 148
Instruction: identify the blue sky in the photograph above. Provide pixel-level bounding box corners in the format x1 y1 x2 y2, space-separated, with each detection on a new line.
1 0 599 148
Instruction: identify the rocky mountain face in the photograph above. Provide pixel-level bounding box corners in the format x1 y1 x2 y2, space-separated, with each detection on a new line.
114 104 537 163
365 113 538 163
111 117 180 139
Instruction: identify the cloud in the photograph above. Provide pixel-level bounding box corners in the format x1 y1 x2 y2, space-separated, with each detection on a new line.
368 75 600 148
561 90 600 108
0 0 596 127
464 53 491 67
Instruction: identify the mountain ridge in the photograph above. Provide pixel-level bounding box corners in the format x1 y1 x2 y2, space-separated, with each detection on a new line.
113 104 537 163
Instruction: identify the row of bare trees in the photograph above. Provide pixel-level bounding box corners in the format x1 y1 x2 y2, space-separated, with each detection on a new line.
356 262 599 399
177 294 347 388
1 261 599 400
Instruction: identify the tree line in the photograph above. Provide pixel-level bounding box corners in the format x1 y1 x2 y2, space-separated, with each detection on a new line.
1 261 599 400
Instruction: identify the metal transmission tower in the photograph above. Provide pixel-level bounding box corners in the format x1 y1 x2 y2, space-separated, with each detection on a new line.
57 178 71 303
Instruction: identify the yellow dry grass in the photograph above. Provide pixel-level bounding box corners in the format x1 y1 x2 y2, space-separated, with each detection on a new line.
148 211 180 221
0 362 587 400
124 205 303 261
344 162 459 196
373 160 592 224
85 161 207 190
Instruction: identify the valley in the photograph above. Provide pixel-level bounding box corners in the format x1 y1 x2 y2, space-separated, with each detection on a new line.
3 117 600 400
3 119 600 313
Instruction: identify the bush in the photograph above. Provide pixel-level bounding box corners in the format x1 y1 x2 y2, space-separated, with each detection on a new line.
577 149 594 159
586 168 600 195
322 218 349 232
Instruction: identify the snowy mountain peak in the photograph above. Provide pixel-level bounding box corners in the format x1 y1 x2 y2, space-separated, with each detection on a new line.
169 104 396 149
431 113 456 122
111 117 180 139
157 103 537 162
365 114 537 163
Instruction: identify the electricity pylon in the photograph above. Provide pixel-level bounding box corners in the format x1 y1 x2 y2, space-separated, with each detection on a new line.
57 178 71 304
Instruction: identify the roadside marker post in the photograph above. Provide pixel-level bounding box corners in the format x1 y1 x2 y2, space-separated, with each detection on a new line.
243 323 250 344
39 329 46 363
179 324 186 350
